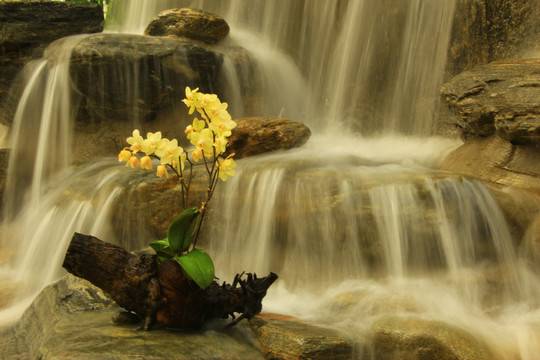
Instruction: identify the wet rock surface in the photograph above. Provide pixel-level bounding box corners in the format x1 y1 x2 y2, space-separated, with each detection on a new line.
227 117 312 159
0 274 353 360
69 33 223 124
372 316 496 360
441 135 540 192
248 313 353 360
0 1 103 105
145 8 230 45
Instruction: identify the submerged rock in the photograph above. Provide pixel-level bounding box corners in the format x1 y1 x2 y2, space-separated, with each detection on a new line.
145 8 230 45
372 316 496 360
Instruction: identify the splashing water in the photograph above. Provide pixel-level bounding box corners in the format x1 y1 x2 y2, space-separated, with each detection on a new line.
0 0 539 358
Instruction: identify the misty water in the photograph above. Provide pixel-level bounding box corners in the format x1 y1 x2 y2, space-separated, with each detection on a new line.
1 0 540 358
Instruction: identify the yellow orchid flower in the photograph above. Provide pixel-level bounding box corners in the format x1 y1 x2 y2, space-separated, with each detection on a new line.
140 155 153 170
126 129 145 153
182 87 200 114
141 131 162 155
127 155 140 168
155 138 185 169
218 156 237 181
118 149 131 162
156 164 169 178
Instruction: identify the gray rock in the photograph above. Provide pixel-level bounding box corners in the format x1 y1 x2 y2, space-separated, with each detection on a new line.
0 273 359 360
440 59 540 145
0 274 265 359
145 8 230 45
0 1 103 104
69 33 223 124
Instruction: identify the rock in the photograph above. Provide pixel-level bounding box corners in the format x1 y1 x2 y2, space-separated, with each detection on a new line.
0 274 266 359
522 215 540 272
68 33 223 124
0 148 8 216
446 0 540 77
372 316 496 360
440 59 540 145
0 1 103 104
145 8 230 45
0 274 350 360
441 135 540 193
248 313 353 360
227 117 312 159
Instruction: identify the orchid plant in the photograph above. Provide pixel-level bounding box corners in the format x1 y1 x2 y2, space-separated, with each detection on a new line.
118 87 237 289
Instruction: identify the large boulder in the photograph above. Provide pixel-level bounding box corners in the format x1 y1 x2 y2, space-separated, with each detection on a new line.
69 33 223 124
0 274 265 359
0 274 353 360
441 59 540 145
0 1 103 104
144 8 230 45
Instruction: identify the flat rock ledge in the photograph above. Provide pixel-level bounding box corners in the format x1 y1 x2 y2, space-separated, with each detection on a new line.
0 274 350 360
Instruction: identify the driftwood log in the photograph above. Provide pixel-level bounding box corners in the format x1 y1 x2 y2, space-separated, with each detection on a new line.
62 232 278 330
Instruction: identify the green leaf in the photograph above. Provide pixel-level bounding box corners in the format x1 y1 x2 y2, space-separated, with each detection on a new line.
168 207 200 253
175 249 215 289
148 238 175 259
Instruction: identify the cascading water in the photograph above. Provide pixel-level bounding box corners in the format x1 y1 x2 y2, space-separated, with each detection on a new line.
1 0 539 358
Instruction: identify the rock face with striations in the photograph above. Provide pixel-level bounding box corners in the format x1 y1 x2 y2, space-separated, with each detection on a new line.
69 33 224 124
144 8 230 45
446 0 540 77
440 59 540 191
441 59 540 145
0 1 103 105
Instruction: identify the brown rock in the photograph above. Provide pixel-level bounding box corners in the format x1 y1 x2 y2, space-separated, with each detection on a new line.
249 313 352 360
446 0 540 78
227 117 311 159
372 316 496 360
441 135 540 192
440 59 540 145
144 8 229 45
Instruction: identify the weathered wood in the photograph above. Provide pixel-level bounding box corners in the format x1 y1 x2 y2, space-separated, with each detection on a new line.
62 232 277 330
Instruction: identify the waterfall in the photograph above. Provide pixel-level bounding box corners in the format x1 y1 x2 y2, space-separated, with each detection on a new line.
0 0 539 358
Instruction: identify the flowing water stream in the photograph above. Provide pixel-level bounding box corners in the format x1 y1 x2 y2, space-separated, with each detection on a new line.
1 0 540 358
